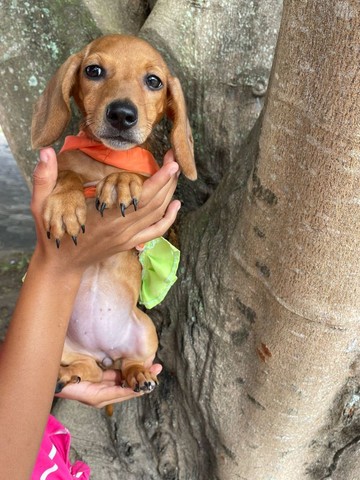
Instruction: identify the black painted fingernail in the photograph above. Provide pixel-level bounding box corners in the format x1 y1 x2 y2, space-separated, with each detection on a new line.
46 231 51 240
55 239 60 249
81 225 85 234
72 236 78 246
132 198 138 211
120 203 126 217
100 202 106 216
95 197 100 211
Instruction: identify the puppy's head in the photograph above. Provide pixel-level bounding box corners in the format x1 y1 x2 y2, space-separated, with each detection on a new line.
31 34 197 180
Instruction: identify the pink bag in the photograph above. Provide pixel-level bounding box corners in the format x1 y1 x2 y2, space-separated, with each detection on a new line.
31 415 90 479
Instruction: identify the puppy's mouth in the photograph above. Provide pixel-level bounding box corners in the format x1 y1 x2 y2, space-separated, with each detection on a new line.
100 134 138 150
95 124 149 150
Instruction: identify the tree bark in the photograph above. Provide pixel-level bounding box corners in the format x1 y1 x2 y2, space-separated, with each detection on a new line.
84 0 152 35
162 1 360 478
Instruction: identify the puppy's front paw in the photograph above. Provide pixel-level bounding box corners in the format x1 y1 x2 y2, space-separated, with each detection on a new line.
95 172 144 217
123 365 158 393
44 190 87 246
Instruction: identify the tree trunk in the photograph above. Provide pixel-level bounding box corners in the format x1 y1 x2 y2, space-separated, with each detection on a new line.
3 1 360 479
164 1 360 478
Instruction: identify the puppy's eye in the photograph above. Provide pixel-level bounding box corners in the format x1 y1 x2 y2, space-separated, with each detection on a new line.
145 75 163 90
85 65 105 79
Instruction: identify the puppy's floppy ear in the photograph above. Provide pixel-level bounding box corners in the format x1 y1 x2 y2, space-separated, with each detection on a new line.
167 76 197 180
31 52 83 149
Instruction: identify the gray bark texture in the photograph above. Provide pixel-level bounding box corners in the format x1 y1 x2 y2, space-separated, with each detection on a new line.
2 1 360 479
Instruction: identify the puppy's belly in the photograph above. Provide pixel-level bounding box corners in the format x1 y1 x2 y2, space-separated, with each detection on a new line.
65 262 147 364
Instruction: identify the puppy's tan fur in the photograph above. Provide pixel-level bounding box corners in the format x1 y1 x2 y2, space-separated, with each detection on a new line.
31 34 196 392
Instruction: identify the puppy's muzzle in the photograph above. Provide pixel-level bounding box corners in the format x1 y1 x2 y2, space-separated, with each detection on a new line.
106 100 138 130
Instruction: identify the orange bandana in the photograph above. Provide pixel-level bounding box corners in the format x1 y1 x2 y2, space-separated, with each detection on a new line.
60 131 159 198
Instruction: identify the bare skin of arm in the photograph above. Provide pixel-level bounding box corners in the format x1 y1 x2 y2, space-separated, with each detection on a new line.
0 147 180 479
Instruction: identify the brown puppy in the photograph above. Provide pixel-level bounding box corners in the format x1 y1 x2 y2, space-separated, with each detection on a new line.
31 34 197 393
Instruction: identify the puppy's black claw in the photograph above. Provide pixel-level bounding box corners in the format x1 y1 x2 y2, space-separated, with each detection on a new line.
120 203 126 217
55 381 65 394
95 198 100 211
100 202 107 216
132 198 138 211
72 236 78 246
134 383 140 393
46 231 51 240
81 225 85 234
55 239 61 249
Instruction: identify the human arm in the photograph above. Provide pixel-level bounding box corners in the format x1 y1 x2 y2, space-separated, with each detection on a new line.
0 147 180 479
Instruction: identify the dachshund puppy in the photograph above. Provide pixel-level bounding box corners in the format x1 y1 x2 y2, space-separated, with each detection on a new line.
31 34 197 393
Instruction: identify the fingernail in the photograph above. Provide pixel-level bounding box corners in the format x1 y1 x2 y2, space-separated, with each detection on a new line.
169 163 179 176
39 149 50 164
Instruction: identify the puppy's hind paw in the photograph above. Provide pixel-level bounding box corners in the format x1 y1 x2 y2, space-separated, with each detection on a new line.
54 375 81 394
124 367 158 394
134 379 157 393
55 380 66 394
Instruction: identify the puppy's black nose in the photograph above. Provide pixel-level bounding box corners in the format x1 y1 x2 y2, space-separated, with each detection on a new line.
106 100 138 130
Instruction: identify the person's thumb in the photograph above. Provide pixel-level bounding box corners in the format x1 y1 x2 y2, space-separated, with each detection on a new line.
31 148 58 216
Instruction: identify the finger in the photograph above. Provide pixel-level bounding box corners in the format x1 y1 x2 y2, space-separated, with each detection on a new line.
107 181 180 245
96 392 142 408
163 149 176 166
131 200 181 246
140 159 179 206
149 363 163 376
131 169 178 226
56 382 142 405
31 148 58 217
91 386 143 408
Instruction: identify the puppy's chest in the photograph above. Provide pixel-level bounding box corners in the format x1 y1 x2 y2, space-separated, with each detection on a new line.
58 150 121 182
69 252 142 336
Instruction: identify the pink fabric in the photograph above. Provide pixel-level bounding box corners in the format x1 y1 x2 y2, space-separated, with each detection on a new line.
31 415 90 479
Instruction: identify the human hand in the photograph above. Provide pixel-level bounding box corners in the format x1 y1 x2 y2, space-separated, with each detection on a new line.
56 363 162 408
31 148 181 274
